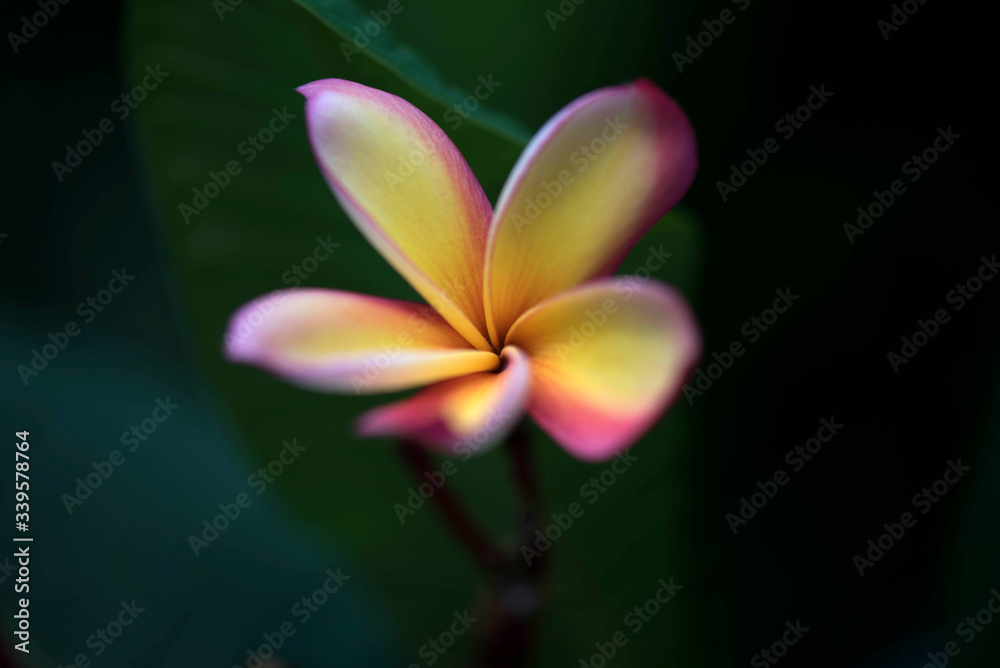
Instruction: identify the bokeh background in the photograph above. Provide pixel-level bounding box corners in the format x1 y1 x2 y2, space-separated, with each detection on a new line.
2 0 998 665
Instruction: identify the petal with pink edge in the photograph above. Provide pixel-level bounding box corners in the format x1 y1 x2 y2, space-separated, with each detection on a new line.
356 347 530 454
299 79 494 351
505 279 700 461
485 79 697 346
225 289 498 394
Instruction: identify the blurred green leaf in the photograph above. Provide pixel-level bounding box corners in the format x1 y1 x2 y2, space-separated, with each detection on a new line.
291 0 531 145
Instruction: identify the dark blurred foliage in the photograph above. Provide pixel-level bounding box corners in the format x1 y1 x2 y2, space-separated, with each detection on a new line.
1 0 996 666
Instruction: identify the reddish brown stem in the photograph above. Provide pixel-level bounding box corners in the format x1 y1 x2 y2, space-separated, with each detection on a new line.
397 440 504 570
397 425 545 667
505 423 545 578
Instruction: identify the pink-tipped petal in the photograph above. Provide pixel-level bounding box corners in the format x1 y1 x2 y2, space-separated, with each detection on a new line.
356 347 530 455
484 79 697 346
505 279 700 461
299 79 494 351
225 289 498 394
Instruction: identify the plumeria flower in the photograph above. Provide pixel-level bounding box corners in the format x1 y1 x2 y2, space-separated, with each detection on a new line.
225 78 700 462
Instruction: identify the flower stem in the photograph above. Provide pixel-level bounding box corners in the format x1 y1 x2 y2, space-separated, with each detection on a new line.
468 423 544 667
396 440 503 570
505 422 546 577
397 424 545 667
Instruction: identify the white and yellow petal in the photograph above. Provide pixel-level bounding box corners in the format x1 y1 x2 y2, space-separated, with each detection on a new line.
505 279 700 461
485 79 697 346
356 347 530 453
225 289 498 394
300 79 494 350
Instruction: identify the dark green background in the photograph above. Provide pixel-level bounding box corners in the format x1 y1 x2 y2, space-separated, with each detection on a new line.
2 0 997 666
